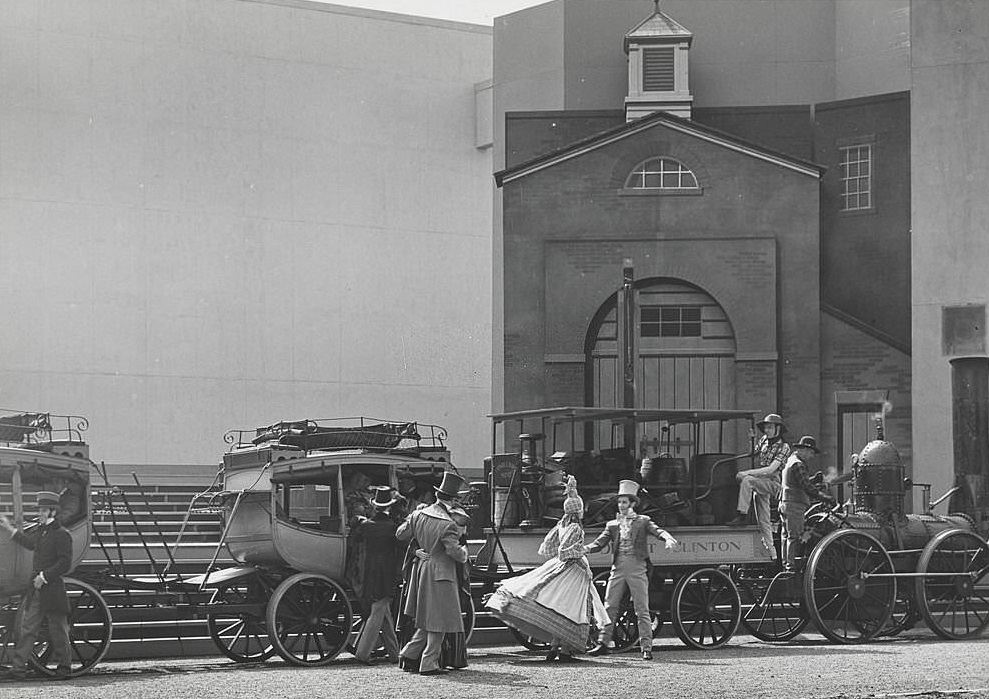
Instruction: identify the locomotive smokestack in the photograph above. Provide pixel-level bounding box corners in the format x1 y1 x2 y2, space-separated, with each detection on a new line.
949 356 989 535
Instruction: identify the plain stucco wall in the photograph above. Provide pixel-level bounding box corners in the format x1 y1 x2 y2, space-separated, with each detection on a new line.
911 0 989 499
0 0 493 470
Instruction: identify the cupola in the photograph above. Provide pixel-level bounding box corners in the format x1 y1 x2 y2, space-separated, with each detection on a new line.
624 1 693 122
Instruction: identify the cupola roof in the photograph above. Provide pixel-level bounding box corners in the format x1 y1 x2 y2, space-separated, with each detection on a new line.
624 4 693 52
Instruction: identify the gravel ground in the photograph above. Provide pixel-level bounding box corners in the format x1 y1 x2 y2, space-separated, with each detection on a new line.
2 633 988 699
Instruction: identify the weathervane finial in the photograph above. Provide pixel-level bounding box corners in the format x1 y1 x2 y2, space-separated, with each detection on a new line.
654 0 660 13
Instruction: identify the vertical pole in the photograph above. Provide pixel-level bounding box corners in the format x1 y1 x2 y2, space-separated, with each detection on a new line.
949 356 989 535
616 259 637 451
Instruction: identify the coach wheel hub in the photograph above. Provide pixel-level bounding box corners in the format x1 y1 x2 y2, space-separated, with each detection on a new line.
846 576 866 599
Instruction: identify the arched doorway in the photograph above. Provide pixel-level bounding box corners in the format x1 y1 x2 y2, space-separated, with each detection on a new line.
584 278 738 455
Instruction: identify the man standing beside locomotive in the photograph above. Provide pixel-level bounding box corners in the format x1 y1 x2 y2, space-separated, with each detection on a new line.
586 480 678 660
396 471 469 676
0 491 72 680
728 413 792 559
780 435 835 571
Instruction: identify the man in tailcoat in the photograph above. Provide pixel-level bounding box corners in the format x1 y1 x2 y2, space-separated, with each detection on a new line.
585 479 678 660
396 471 469 676
0 491 73 680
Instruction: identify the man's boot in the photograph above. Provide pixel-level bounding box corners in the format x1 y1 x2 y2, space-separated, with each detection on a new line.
726 511 748 527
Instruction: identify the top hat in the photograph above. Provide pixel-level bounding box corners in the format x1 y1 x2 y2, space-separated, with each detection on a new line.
617 479 640 499
757 413 786 433
562 475 584 515
36 491 60 508
793 435 820 453
434 471 469 498
369 485 400 509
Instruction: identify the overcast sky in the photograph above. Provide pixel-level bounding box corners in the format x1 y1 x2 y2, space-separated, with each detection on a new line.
313 0 553 25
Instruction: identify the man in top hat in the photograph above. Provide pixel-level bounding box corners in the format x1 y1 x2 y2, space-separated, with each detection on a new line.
0 491 73 680
779 435 834 571
396 471 469 676
728 413 793 559
585 480 678 660
351 486 403 665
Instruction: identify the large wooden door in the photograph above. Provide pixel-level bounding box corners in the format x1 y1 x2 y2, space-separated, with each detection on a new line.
587 280 737 455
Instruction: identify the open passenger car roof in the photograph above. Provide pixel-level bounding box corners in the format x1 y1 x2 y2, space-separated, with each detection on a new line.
488 406 756 426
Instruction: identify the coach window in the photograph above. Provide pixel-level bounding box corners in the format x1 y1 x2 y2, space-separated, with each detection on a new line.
622 157 701 196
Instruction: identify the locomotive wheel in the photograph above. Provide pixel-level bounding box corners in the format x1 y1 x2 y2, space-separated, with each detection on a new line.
670 568 741 649
915 529 989 640
803 529 895 644
207 576 275 662
26 577 112 677
880 589 920 637
737 569 809 642
266 573 353 666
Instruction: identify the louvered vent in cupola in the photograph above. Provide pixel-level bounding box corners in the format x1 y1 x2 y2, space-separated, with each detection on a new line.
642 47 674 92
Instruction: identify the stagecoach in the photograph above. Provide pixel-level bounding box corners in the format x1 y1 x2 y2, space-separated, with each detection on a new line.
0 411 112 678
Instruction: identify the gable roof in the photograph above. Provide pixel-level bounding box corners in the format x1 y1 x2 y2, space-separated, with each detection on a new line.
624 8 693 51
494 109 825 187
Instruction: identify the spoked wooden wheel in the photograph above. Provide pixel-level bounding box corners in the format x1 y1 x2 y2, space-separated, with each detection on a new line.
266 573 353 666
670 568 741 649
27 577 112 677
737 569 809 642
915 529 989 640
804 529 895 643
207 576 275 662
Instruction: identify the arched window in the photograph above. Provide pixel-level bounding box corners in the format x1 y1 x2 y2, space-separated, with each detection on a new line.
625 157 698 190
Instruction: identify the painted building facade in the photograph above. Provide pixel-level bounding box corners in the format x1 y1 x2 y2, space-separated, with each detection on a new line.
494 0 924 503
0 0 493 472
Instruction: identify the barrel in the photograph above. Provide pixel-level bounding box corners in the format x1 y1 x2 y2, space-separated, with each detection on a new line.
492 486 521 528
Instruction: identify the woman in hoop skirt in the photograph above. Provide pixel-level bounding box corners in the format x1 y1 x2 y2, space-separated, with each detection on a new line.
486 476 607 660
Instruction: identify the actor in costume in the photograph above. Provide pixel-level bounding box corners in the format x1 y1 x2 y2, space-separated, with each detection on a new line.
0 491 73 680
779 435 834 571
351 486 403 665
396 471 469 676
728 413 792 560
486 475 608 661
585 480 678 660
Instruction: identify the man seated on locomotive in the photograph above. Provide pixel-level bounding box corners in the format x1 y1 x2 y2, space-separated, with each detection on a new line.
585 480 679 661
727 413 792 559
0 491 72 680
779 436 835 572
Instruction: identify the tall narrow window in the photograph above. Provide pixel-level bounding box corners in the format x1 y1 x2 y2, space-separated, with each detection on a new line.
642 47 675 91
625 157 698 191
840 144 872 211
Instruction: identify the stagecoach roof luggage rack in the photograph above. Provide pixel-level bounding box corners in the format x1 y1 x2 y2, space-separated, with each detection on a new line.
223 416 448 454
0 409 89 448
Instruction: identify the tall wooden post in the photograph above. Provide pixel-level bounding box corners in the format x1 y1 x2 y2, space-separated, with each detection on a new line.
616 259 637 451
949 356 989 535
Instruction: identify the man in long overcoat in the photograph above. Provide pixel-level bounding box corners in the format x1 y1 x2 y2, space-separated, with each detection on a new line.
1 490 73 680
396 471 468 676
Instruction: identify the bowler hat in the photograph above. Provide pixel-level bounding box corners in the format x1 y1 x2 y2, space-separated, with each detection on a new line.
793 435 820 453
369 485 400 509
434 471 469 498
36 491 60 508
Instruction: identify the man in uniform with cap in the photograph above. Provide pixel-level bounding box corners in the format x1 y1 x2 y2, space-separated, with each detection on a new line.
779 435 834 571
396 471 469 676
728 413 792 559
0 491 73 680
585 479 678 660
